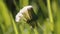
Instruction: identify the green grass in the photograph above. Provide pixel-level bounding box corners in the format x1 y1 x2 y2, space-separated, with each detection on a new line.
0 0 60 34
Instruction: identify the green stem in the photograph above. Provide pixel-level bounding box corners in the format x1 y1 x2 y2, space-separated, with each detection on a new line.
47 0 54 31
10 13 19 34
38 0 48 17
13 0 20 11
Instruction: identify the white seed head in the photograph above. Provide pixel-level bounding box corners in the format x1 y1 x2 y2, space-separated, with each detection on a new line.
15 13 23 22
19 6 32 14
15 5 32 22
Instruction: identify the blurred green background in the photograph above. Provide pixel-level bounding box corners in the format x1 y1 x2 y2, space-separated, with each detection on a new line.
0 0 60 34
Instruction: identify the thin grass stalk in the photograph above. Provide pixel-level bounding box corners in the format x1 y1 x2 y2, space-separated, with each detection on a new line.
19 25 24 34
44 19 52 34
0 0 12 28
19 0 23 9
9 13 19 34
52 0 60 34
34 27 39 34
0 1 19 34
47 0 54 31
19 0 29 8
0 24 6 34
38 0 48 17
13 0 20 11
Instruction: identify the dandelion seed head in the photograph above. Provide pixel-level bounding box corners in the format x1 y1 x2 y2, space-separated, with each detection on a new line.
20 6 32 14
15 13 23 22
15 5 32 22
